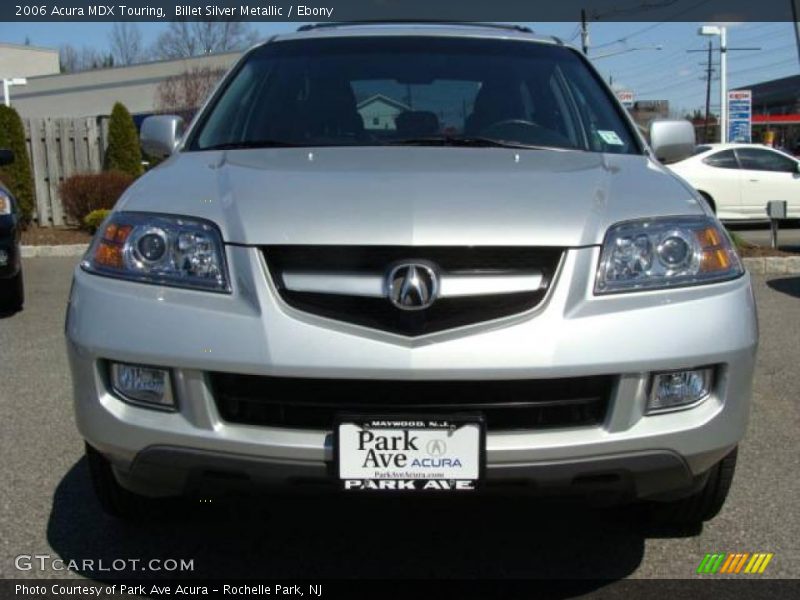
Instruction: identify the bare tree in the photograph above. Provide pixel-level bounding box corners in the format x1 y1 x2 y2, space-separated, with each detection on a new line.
59 44 79 73
155 66 226 122
152 21 259 59
59 44 115 73
109 23 144 66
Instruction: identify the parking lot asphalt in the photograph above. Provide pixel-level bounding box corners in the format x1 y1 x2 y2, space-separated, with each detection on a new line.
0 257 797 587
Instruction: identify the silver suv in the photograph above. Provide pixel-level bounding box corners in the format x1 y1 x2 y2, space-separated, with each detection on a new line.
66 23 757 524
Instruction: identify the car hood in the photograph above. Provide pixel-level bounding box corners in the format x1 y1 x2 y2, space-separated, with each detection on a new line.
119 147 704 247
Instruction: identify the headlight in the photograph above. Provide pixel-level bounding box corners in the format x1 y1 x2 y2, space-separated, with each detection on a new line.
0 190 12 215
81 212 230 292
595 216 742 294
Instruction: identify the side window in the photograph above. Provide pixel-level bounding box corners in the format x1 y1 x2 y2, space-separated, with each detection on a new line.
702 150 739 169
736 148 797 173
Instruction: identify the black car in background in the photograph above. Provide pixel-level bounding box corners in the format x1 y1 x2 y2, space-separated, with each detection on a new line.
0 149 24 313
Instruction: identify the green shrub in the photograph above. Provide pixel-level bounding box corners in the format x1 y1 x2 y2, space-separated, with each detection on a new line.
0 105 35 225
726 230 755 254
59 170 133 224
83 208 112 233
105 102 143 177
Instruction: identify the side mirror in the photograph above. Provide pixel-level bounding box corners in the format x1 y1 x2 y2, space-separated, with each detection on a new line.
140 115 185 158
649 119 696 164
0 149 14 166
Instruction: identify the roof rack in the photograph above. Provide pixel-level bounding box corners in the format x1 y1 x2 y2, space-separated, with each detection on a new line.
296 21 534 34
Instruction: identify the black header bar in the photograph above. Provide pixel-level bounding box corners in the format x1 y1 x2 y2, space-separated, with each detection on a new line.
2 0 798 23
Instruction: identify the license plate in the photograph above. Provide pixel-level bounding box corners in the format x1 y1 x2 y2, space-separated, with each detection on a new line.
336 416 484 491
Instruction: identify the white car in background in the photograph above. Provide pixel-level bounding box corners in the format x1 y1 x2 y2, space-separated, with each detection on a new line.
669 143 800 221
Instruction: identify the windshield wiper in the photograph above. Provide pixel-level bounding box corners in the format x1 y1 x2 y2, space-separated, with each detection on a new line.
386 136 547 150
200 139 300 150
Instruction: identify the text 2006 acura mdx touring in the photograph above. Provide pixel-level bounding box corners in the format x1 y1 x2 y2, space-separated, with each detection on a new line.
66 23 757 524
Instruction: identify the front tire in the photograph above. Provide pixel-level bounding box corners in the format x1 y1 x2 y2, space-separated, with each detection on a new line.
649 447 737 526
0 269 23 313
85 443 150 521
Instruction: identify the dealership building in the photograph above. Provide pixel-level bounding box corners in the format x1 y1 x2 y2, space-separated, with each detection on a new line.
0 42 61 81
6 47 241 121
734 74 800 150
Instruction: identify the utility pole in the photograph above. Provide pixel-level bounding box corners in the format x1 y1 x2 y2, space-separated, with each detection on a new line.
695 28 758 144
581 9 589 55
792 0 800 67
703 41 713 143
720 26 728 143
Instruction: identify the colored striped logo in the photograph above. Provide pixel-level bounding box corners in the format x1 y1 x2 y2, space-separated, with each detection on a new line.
697 553 774 574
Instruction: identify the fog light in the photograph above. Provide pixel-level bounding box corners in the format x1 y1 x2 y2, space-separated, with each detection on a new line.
110 363 174 410
647 368 712 414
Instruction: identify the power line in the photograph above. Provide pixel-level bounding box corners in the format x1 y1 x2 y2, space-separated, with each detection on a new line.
727 57 797 78
600 34 705 77
724 44 795 63
619 55 705 88
730 25 792 46
566 24 581 42
604 21 798 108
637 56 799 98
591 21 671 50
590 0 713 50
635 63 711 94
590 0 680 19
602 23 791 81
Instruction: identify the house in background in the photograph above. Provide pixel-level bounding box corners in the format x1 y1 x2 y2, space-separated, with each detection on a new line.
357 94 410 130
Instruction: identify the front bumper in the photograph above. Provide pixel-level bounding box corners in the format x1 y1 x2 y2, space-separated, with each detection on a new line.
66 245 758 499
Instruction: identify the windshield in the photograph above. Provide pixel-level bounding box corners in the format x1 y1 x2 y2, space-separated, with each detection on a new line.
189 36 641 155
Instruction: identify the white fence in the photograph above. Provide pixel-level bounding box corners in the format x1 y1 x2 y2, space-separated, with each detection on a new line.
22 117 109 227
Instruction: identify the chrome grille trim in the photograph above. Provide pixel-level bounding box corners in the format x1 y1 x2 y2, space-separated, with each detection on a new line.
282 270 545 298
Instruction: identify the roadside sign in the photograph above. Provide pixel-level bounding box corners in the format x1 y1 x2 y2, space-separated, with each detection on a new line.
728 90 752 143
616 90 634 109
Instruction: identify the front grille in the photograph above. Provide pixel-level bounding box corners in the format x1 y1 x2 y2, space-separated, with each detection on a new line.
263 246 562 336
210 373 612 432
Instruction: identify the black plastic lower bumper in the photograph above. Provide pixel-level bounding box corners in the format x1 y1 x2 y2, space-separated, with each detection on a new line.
114 444 713 503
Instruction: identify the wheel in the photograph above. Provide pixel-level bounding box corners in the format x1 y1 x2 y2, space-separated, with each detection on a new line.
649 447 737 526
0 269 23 313
85 443 150 521
698 191 716 215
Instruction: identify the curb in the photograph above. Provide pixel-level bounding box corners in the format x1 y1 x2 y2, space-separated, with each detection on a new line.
18 246 800 275
21 244 88 258
742 256 800 275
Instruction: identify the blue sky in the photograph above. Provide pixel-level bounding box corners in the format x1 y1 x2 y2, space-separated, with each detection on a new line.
1 21 798 115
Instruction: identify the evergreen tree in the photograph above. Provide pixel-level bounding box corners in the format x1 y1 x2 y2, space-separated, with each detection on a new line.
104 102 142 177
0 105 35 225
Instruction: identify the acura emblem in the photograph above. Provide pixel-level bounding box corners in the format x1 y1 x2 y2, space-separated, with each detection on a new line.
426 439 447 457
386 262 439 311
